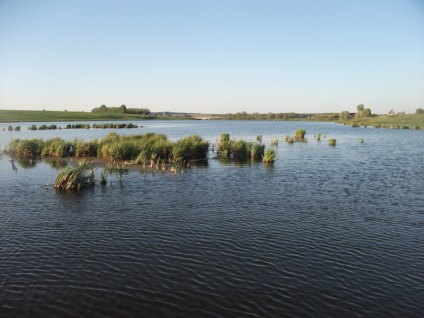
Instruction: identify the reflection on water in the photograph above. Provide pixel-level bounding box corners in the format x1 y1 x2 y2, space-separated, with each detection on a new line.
1 121 424 317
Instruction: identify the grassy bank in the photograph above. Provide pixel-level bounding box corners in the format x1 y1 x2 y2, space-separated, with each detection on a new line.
0 109 192 122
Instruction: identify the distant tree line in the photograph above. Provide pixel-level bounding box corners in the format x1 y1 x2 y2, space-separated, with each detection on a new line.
219 112 337 120
91 105 150 115
416 108 424 114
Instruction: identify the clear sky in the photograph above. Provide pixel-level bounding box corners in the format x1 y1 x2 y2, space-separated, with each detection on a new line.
1 0 423 114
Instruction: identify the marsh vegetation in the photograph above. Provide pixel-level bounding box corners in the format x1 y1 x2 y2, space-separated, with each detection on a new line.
7 133 209 164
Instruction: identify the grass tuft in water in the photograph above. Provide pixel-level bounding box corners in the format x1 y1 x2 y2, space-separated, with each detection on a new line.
329 139 336 146
262 149 276 163
294 129 306 141
54 160 95 191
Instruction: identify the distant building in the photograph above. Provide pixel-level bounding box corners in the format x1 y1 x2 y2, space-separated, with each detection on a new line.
388 109 395 115
163 112 171 116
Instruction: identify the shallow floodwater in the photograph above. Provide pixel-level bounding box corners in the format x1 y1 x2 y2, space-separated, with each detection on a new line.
1 121 423 317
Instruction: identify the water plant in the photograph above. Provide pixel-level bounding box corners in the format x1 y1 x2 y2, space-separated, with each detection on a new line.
220 133 230 142
54 160 95 191
270 138 278 146
360 138 364 143
316 133 321 141
294 129 306 141
28 124 38 130
256 135 262 143
262 149 275 163
329 139 336 146
286 136 294 144
74 139 99 157
42 138 71 157
216 133 269 161
250 143 265 159
172 135 209 161
7 139 44 158
99 168 108 185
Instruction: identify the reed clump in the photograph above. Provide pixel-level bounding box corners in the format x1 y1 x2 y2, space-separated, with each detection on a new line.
171 135 209 162
6 133 211 165
294 129 306 141
262 149 275 163
42 138 71 157
250 143 265 159
329 139 336 146
54 160 95 191
7 139 44 158
74 139 99 157
217 133 266 160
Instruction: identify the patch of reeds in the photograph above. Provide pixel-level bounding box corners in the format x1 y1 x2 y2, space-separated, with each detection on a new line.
262 149 275 163
294 129 306 141
217 133 266 160
28 124 38 130
104 161 127 183
42 138 71 157
65 124 90 129
250 143 265 159
54 160 95 191
39 124 57 130
360 138 364 144
329 139 336 146
171 135 209 161
74 139 99 157
92 123 138 129
256 135 262 142
316 133 322 141
7 139 44 158
271 138 278 146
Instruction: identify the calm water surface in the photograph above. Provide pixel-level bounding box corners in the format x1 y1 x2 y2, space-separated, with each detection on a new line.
1 121 423 317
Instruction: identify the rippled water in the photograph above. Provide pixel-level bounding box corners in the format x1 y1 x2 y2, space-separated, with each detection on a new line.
1 121 423 317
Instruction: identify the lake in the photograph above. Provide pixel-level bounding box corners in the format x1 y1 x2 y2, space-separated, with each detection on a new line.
1 120 423 317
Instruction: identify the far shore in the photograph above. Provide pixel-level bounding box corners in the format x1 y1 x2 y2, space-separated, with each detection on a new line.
0 109 423 129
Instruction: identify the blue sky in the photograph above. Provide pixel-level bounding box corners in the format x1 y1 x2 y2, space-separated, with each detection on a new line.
1 0 423 114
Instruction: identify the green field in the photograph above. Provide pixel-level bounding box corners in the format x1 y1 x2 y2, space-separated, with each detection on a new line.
0 109 151 122
0 109 197 122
